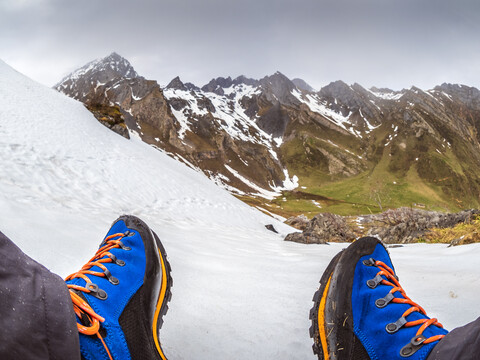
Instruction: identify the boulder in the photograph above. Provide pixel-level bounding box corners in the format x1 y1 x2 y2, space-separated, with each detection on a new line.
284 231 329 244
284 213 355 244
284 214 309 230
265 224 278 233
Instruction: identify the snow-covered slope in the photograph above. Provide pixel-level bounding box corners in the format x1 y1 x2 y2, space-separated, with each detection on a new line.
1 59 480 359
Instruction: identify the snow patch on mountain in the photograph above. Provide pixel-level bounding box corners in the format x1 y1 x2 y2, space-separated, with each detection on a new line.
368 89 404 100
224 165 298 200
359 108 381 132
163 83 269 144
291 89 356 134
164 83 291 181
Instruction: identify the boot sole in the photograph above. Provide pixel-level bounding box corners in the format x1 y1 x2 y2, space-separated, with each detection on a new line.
309 237 382 360
152 230 173 360
118 215 173 360
309 250 344 359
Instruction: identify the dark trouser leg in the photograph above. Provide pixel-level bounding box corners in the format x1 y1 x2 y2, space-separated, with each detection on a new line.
427 317 480 360
0 231 80 360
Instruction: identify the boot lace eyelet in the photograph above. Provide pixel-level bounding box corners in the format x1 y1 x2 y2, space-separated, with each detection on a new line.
118 241 131 250
386 316 407 334
361 259 446 354
85 282 108 300
366 274 383 289
375 292 394 308
400 335 427 357
108 254 125 266
363 258 376 266
103 268 119 285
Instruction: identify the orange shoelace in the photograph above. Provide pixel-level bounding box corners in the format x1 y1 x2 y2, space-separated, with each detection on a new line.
65 233 128 360
374 260 445 345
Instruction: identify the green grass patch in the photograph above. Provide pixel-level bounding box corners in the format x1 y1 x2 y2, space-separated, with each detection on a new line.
422 217 480 244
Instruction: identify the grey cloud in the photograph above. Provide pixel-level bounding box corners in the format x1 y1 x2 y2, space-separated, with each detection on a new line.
1 0 479 90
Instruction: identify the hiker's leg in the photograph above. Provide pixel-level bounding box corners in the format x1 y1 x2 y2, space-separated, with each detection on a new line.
427 316 480 360
0 230 80 360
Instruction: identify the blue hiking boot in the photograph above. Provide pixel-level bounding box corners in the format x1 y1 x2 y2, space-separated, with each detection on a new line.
309 237 448 360
65 215 172 360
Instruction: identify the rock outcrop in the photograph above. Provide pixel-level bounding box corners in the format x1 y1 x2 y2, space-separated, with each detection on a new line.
364 208 480 244
285 213 355 244
86 104 129 139
284 214 309 230
285 208 480 244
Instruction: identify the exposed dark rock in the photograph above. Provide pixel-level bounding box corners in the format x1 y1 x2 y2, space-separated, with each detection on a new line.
256 102 290 138
285 213 355 244
370 86 396 94
292 78 315 92
233 75 259 87
196 96 215 113
111 123 129 138
201 77 233 95
286 208 480 244
265 224 278 233
86 104 129 139
184 82 200 91
284 214 309 230
166 76 187 91
435 83 480 107
259 71 299 106
365 208 480 244
169 97 189 111
284 231 329 244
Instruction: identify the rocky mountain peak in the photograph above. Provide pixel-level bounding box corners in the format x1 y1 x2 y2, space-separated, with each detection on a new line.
106 51 122 60
370 86 395 94
259 71 298 105
319 80 353 98
233 75 259 87
198 75 259 95
435 83 480 106
166 76 187 91
95 52 138 79
318 81 363 112
260 71 292 87
292 78 314 92
55 52 139 95
201 76 234 95
184 82 200 91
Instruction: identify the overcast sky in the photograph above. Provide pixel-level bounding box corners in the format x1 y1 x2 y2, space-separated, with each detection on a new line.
1 0 479 90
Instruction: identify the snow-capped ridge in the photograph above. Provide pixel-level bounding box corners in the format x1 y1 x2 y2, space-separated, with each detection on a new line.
292 78 315 92
166 76 188 91
55 52 139 91
200 75 259 95
259 71 294 88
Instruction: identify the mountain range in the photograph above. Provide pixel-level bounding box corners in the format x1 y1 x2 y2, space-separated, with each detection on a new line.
4 56 479 359
55 52 480 216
